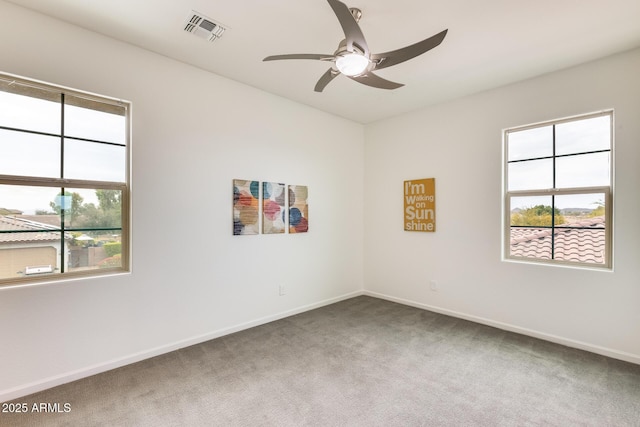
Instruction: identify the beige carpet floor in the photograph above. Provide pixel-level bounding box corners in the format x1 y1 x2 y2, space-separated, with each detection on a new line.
3 296 640 426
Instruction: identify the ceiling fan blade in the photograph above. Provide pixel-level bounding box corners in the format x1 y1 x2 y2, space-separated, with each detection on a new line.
263 54 334 62
371 29 448 71
315 68 340 92
326 0 369 55
349 72 404 90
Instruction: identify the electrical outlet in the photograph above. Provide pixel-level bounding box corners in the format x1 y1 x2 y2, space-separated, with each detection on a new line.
429 280 438 291
279 285 286 296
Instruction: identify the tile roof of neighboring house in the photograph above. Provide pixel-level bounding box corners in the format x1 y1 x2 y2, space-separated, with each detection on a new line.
14 215 62 227
0 216 67 243
510 216 606 264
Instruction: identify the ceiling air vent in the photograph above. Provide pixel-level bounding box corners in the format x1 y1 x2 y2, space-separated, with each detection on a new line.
184 11 226 42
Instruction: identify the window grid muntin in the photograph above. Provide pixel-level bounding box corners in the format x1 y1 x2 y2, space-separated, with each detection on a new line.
0 180 128 277
506 187 610 265
504 111 612 268
507 148 612 164
0 73 129 284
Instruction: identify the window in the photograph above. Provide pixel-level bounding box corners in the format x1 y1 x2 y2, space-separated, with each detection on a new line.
0 73 130 285
504 111 612 268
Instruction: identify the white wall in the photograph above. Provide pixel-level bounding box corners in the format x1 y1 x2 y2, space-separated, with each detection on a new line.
0 1 364 400
364 48 640 362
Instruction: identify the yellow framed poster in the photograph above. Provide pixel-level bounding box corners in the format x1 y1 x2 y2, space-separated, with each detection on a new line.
404 178 435 232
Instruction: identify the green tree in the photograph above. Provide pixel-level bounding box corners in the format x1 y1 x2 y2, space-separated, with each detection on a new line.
50 191 85 226
74 190 122 232
76 203 100 228
95 189 121 229
511 205 565 227
589 201 605 217
103 242 122 257
96 189 121 212
50 190 121 231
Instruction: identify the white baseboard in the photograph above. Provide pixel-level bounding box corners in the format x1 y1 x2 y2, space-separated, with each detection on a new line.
1 290 364 403
364 290 640 366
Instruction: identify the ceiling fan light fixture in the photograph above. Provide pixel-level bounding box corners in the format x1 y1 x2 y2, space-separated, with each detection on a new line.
263 0 448 92
335 53 370 76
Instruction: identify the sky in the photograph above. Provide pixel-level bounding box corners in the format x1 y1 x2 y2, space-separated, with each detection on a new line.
506 113 611 212
0 87 610 215
0 89 126 214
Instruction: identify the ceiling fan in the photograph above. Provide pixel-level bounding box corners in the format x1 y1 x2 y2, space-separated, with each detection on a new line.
263 0 448 92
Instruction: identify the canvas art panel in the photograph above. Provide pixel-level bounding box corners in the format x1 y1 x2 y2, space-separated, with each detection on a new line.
233 179 259 235
404 178 436 232
288 185 309 233
262 182 285 234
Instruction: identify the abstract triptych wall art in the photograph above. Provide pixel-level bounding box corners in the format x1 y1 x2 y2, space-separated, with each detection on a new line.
233 179 308 235
233 179 259 235
288 185 309 233
262 182 285 234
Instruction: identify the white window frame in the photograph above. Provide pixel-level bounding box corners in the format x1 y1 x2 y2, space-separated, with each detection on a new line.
503 111 613 269
0 72 131 286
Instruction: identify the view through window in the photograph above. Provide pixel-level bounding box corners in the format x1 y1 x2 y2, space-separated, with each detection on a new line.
504 111 613 268
0 73 130 284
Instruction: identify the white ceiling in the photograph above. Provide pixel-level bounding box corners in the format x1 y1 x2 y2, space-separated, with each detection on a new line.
6 0 640 123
